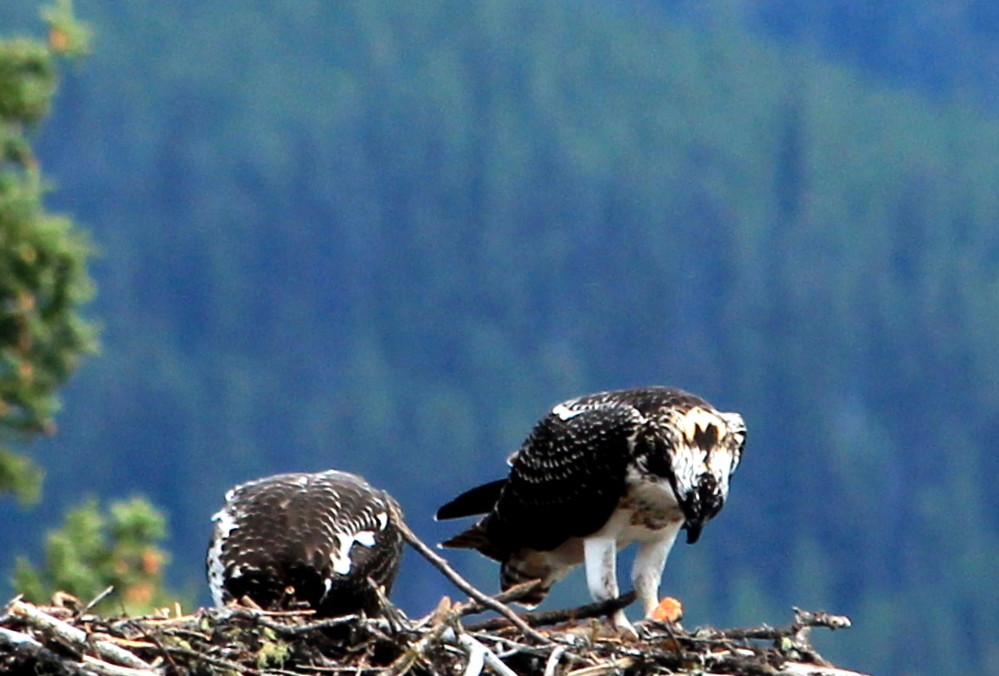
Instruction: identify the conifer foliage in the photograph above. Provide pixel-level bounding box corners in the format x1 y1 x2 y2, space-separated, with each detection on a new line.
13 497 172 614
1 2 175 617
0 0 95 503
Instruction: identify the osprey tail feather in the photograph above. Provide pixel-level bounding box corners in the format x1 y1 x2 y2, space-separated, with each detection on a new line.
435 479 507 520
439 521 507 562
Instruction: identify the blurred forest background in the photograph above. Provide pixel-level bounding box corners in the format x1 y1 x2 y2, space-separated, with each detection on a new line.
1 1 998 675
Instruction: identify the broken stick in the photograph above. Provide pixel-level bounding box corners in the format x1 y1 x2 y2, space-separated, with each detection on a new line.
8 599 156 672
390 502 550 644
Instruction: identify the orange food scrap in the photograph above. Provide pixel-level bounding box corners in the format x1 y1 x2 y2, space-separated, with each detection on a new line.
650 596 683 622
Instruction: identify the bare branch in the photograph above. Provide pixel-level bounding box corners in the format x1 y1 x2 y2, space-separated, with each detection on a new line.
465 591 636 632
390 502 550 643
82 586 116 615
8 600 155 671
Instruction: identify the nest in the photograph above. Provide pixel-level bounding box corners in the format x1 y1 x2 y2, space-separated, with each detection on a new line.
0 591 867 676
0 516 867 675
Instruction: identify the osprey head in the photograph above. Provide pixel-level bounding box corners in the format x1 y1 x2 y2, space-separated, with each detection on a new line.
665 407 746 544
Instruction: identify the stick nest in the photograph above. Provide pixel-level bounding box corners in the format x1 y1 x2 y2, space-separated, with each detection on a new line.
0 593 866 676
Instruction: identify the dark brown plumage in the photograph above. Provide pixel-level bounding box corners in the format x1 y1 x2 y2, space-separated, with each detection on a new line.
207 470 402 617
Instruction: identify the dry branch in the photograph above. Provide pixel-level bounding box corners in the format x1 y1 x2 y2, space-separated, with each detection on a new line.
8 600 157 672
464 592 637 632
391 502 550 643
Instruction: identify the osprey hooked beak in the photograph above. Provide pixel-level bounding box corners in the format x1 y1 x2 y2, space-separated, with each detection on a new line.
679 473 724 544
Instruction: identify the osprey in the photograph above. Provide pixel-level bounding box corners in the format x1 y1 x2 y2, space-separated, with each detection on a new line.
437 386 745 632
207 470 403 617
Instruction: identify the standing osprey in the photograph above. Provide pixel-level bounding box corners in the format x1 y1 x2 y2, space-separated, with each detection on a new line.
207 470 403 617
437 386 745 632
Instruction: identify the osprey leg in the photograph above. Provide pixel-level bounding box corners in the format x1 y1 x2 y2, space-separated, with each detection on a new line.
583 536 633 633
631 520 683 617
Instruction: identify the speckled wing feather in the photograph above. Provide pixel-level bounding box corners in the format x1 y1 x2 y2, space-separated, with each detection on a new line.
439 387 723 556
206 470 402 617
482 400 645 553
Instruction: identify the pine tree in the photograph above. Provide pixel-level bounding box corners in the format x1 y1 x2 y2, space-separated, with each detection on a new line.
1 2 179 615
13 497 174 614
0 0 96 504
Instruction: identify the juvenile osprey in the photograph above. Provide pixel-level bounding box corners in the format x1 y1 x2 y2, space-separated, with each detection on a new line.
437 386 745 632
207 470 403 617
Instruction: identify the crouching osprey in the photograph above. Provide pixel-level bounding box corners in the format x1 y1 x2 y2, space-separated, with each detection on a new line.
437 386 745 632
207 470 403 617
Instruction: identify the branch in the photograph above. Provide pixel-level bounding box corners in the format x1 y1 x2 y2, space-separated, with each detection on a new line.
79 654 162 676
706 608 852 643
465 591 637 632
778 663 871 676
82 585 116 614
8 600 156 672
0 625 90 676
452 630 519 676
0 625 43 650
255 612 360 636
390 503 550 644
456 580 547 618
691 607 855 668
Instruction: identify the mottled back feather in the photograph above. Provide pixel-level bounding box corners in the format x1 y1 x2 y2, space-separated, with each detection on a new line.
206 470 403 617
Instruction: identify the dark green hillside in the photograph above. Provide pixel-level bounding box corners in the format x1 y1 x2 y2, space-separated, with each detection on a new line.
0 2 996 675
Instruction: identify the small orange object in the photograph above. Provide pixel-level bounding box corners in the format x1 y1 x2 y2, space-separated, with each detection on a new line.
49 28 70 52
141 548 163 575
650 596 684 622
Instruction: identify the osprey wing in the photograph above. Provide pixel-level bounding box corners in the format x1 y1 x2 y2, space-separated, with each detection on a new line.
486 400 644 553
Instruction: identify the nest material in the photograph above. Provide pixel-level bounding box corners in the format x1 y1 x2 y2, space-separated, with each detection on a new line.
0 514 867 675
0 593 867 676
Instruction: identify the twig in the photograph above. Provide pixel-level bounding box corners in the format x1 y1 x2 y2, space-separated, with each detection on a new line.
792 608 851 632
82 586 116 615
8 600 155 671
0 625 43 649
0 625 91 676
704 609 851 644
390 503 549 643
79 654 161 676
161 644 261 675
458 580 544 616
369 575 412 632
385 622 449 676
778 663 871 676
205 605 316 622
256 613 361 636
458 630 485 676
118 617 179 673
565 656 636 676
543 644 566 676
452 630 519 676
464 591 636 632
687 608 856 671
